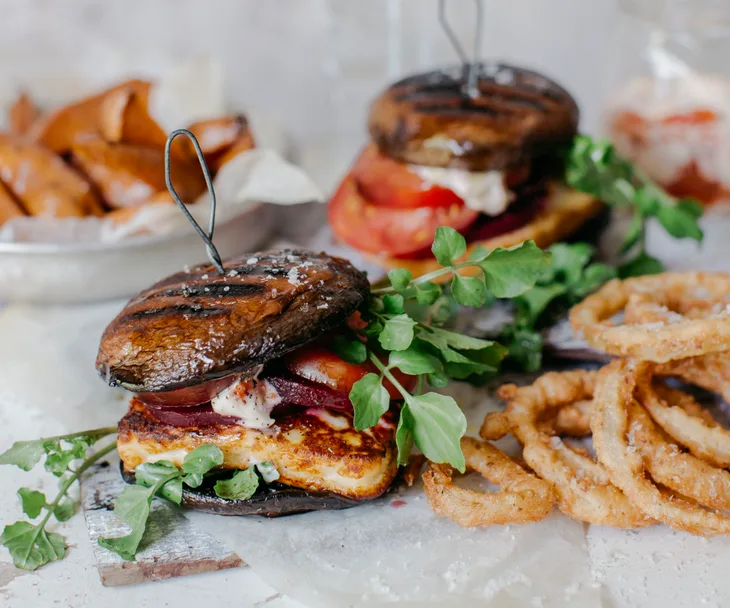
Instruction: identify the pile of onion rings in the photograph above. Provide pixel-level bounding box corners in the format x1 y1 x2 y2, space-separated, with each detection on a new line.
423 272 730 536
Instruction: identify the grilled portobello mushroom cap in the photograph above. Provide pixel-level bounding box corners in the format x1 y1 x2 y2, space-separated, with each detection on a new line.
368 63 579 172
96 250 370 392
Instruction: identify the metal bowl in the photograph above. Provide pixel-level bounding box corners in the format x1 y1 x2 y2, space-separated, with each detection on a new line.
0 203 275 304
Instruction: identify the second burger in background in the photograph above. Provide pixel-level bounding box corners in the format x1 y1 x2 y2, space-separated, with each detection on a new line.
328 64 602 274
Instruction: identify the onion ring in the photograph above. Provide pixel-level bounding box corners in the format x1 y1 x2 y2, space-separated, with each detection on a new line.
494 370 653 528
617 309 730 468
637 376 730 469
422 437 554 528
592 359 730 536
628 397 730 512
479 412 512 441
569 272 730 362
481 399 593 441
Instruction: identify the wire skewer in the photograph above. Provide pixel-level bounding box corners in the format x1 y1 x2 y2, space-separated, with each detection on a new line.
438 0 484 98
164 129 225 275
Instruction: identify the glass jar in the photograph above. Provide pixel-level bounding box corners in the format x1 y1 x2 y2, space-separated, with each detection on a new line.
602 0 730 204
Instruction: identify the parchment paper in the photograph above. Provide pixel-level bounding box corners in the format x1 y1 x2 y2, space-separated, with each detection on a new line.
188 383 600 608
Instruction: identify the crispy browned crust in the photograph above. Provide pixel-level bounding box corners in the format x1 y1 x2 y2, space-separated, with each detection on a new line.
369 64 578 171
117 400 398 500
96 250 370 392
369 181 602 278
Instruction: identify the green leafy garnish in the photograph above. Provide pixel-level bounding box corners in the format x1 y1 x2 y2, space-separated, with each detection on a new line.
499 242 617 371
17 488 46 519
213 468 260 500
98 477 178 560
566 135 703 274
351 227 549 469
0 428 117 570
99 445 224 560
0 522 66 571
351 373 391 431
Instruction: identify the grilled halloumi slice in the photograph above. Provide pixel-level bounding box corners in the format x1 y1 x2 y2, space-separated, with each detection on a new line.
117 400 398 500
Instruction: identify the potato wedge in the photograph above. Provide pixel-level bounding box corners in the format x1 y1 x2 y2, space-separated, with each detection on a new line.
0 179 26 224
28 79 150 154
72 139 205 209
7 92 39 135
0 133 102 217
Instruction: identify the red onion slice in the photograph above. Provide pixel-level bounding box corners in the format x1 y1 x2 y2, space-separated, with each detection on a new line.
144 402 240 427
266 376 353 413
466 194 545 242
142 375 353 428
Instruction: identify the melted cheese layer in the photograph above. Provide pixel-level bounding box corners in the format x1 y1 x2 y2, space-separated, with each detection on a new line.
117 400 398 500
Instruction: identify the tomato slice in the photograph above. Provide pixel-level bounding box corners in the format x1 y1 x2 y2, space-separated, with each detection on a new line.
351 145 463 209
329 173 479 256
283 346 415 399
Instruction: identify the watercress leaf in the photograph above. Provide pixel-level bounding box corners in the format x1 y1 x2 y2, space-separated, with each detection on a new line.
395 406 415 466
388 348 441 376
656 200 704 241
17 488 46 519
53 499 76 523
573 263 617 298
418 326 495 351
618 253 664 278
676 198 703 218
516 283 568 325
500 325 544 373
415 281 442 306
468 245 489 262
331 335 367 365
444 360 498 380
44 440 88 477
427 371 450 388
407 393 467 472
478 241 549 298
255 461 280 483
634 184 660 215
363 318 384 341
135 461 183 499
0 440 45 471
181 445 224 487
430 296 457 325
547 242 594 285
451 273 488 307
0 521 66 571
350 373 390 431
620 212 643 254
213 468 260 500
382 294 405 315
379 314 416 351
432 226 466 267
98 484 156 561
158 477 183 503
388 268 413 292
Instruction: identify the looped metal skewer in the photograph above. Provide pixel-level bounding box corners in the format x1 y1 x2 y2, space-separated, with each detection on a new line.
164 128 225 275
438 0 484 98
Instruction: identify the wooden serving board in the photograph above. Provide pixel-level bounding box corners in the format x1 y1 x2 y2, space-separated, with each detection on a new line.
81 461 243 587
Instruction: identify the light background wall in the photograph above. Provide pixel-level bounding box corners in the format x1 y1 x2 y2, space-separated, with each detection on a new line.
0 0 618 189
